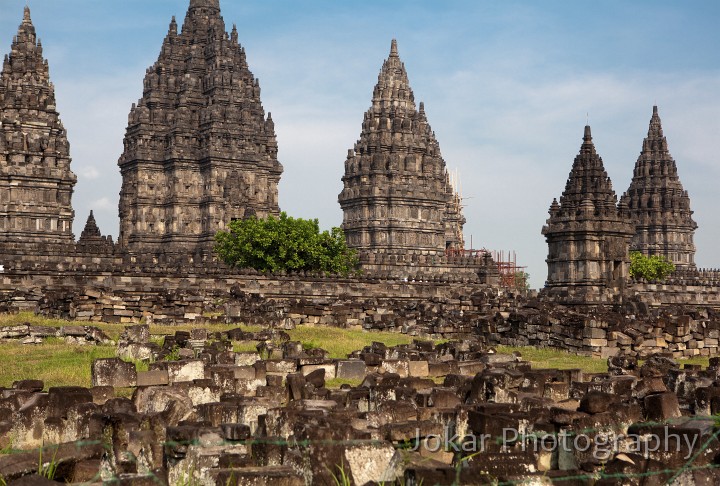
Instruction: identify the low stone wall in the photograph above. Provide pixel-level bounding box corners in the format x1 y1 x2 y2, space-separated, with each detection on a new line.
5 263 720 359
0 265 504 341
491 301 720 359
629 281 720 306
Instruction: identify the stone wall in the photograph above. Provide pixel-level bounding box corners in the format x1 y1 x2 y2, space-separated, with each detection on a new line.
5 263 720 359
0 264 500 340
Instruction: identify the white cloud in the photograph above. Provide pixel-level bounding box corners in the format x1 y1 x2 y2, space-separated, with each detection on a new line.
77 166 100 180
88 197 114 212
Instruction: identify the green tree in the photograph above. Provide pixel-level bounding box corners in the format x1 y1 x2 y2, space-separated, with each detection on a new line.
514 271 530 291
214 212 359 276
629 252 675 281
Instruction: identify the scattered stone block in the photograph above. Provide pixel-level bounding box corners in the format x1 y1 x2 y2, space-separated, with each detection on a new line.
91 358 137 388
645 392 682 421
336 360 366 380
137 370 169 387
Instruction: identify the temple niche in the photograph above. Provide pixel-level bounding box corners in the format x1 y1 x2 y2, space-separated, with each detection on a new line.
0 7 77 256
620 106 697 269
338 40 465 261
117 0 282 259
542 125 634 301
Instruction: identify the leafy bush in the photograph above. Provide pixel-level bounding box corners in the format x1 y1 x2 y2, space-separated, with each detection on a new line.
215 212 359 276
629 252 675 281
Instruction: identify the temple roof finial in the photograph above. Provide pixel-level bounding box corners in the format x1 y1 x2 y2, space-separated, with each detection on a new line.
23 5 31 23
583 125 592 143
189 0 220 10
390 39 399 58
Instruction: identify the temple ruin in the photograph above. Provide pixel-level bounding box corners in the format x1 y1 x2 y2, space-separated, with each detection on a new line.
3 4 720 483
542 125 635 301
621 105 697 269
0 7 77 257
0 0 717 311
117 0 282 260
339 40 465 259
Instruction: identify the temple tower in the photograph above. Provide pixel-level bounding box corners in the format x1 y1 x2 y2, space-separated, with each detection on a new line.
338 40 464 258
76 210 115 255
542 125 634 298
0 7 76 255
118 0 282 258
620 106 697 268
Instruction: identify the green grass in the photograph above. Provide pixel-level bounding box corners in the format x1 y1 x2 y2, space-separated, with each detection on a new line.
497 346 609 374
287 326 415 359
0 341 116 389
326 378 363 389
233 341 261 353
678 356 710 367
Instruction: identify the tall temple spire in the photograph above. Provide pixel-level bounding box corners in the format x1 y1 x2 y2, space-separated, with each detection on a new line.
556 125 618 215
189 0 220 10
620 106 697 268
118 0 282 258
0 6 77 254
542 125 634 298
339 39 464 261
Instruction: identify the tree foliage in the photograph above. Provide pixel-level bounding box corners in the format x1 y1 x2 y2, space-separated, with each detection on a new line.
514 271 530 291
214 212 359 276
629 252 675 281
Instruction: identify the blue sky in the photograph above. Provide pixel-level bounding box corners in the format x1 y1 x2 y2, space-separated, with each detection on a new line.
1 1 719 288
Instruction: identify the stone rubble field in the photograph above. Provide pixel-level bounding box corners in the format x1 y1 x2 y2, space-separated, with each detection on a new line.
1 324 720 485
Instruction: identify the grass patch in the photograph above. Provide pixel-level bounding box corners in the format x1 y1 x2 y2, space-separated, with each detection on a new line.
233 341 261 353
0 341 116 389
326 378 363 389
497 346 609 374
286 326 416 359
678 356 710 368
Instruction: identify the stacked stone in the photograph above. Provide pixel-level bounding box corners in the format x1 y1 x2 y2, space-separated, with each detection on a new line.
76 210 114 255
620 106 697 269
0 7 76 254
542 125 634 299
118 0 282 259
338 40 464 258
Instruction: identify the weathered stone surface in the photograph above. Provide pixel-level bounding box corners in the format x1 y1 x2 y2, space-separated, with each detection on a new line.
336 360 367 381
0 7 77 255
0 441 103 481
542 125 634 300
117 0 282 258
91 358 137 388
644 391 682 421
621 106 697 269
137 370 170 387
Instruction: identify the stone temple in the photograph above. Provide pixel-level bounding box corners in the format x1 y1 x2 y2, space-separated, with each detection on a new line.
339 40 465 260
0 0 711 298
117 0 282 260
542 125 635 300
620 106 697 269
0 7 77 256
